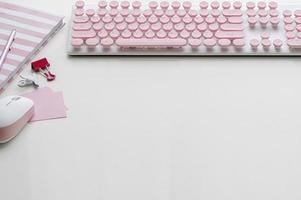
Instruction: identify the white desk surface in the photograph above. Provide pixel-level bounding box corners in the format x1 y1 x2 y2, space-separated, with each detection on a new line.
1 0 301 199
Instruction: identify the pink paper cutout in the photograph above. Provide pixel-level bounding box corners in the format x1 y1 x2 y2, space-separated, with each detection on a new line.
22 87 67 122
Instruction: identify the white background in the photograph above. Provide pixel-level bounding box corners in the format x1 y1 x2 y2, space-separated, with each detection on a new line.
1 0 301 200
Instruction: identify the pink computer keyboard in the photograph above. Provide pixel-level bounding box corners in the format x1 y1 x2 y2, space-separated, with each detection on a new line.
68 0 301 55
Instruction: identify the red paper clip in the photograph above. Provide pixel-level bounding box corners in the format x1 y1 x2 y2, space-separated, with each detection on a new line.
31 58 56 81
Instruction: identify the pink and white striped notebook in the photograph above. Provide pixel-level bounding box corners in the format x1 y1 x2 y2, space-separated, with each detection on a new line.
0 1 64 92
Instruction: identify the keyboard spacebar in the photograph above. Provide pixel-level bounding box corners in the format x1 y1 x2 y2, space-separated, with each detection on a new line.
116 38 187 48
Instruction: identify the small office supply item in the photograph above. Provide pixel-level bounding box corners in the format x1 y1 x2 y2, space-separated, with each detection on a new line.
0 1 64 92
22 87 67 122
68 0 301 56
31 58 56 81
0 30 16 70
0 95 34 143
18 75 39 88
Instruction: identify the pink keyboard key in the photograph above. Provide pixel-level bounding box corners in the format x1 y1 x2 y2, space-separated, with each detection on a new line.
248 17 257 26
163 23 173 31
218 39 231 48
259 17 269 27
132 9 141 17
116 22 127 31
220 24 243 31
74 9 84 16
188 38 202 47
121 29 132 38
246 1 255 9
86 37 99 47
171 15 181 23
186 23 197 31
283 10 292 17
160 15 169 24
125 15 135 23
108 9 118 17
209 23 219 32
183 1 192 10
148 15 158 24
72 30 96 38
233 1 242 9
114 15 124 23
203 38 216 48
287 39 301 48
203 30 213 38
98 29 108 38
199 1 208 9
215 30 244 39
294 10 301 17
149 1 158 9
180 30 190 38
121 1 130 9
93 22 103 31
258 10 268 17
168 30 178 38
165 9 175 17
75 0 85 8
247 9 256 17
86 9 95 17
257 1 266 9
98 1 107 9
154 9 164 17
205 16 215 24
116 38 187 48
211 9 220 18
188 9 198 17
137 15 146 23
171 1 181 9
268 1 278 9
91 15 101 23
296 24 301 31
295 17 301 24
223 9 242 17
285 24 295 32
222 1 231 9
151 22 161 31
145 30 155 38
101 38 114 47
71 38 84 47
133 29 143 38
233 39 245 48
284 17 294 24
199 9 209 17
110 29 120 39
104 22 115 31
128 22 139 31
160 1 169 9
74 16 89 23
139 23 150 31
177 9 186 17
194 16 204 24
228 17 243 24
102 15 113 23
98 9 107 17
156 30 167 38
250 38 260 48
183 15 192 24
109 1 119 9
261 39 271 49
132 1 141 9
211 1 220 9
269 10 279 17
191 30 202 38
217 16 227 24
273 39 282 48
270 17 280 27
73 22 92 31
197 23 207 31
75 1 85 8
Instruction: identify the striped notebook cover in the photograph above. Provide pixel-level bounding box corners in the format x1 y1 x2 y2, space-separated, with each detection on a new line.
0 1 64 92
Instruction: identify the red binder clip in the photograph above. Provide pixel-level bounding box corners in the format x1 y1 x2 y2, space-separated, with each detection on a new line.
31 58 56 81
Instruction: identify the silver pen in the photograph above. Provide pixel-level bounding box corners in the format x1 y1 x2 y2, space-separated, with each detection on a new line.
0 29 16 70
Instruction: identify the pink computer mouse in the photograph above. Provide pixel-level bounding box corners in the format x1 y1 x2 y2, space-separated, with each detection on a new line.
0 96 34 143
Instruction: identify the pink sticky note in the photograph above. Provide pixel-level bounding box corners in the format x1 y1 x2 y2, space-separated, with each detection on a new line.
22 87 67 122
